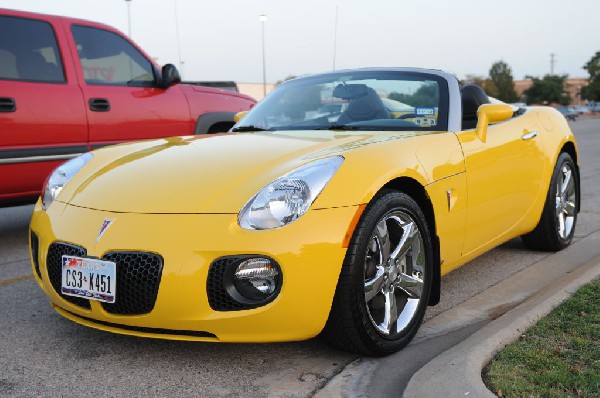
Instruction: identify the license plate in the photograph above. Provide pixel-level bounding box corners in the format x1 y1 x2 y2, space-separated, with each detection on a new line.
61 255 116 303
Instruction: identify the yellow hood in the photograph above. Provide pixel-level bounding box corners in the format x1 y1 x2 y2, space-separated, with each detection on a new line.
59 131 422 213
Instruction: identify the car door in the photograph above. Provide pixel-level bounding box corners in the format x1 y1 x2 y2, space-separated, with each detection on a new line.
66 23 191 148
456 115 546 255
0 13 88 204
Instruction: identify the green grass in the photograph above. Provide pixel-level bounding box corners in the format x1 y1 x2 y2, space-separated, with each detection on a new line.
483 278 600 398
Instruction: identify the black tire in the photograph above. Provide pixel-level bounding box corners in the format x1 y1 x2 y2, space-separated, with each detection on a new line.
323 190 433 356
522 152 578 251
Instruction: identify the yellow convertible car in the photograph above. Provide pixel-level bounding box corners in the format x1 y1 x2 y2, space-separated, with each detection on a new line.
29 68 579 356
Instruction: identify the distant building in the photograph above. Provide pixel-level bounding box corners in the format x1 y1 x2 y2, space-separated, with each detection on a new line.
237 83 276 101
564 78 589 105
514 78 589 105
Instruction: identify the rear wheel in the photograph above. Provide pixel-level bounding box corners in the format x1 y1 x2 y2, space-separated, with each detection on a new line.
324 191 433 356
522 152 578 251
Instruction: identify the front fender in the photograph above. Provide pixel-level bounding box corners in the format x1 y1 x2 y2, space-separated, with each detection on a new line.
315 131 465 208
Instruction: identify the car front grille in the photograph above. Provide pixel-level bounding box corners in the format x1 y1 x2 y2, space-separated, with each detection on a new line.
101 251 163 315
46 243 163 315
47 243 91 309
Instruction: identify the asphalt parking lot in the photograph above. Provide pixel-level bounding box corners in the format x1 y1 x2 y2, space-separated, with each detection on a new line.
1 118 599 397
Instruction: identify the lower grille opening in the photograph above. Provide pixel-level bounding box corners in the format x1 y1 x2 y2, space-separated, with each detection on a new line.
30 231 41 279
46 243 163 314
207 256 282 311
101 251 163 315
47 243 91 309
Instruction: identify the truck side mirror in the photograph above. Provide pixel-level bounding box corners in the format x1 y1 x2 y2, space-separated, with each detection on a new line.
159 64 181 89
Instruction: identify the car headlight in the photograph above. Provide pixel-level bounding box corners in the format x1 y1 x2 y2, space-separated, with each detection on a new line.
238 156 344 230
42 153 93 210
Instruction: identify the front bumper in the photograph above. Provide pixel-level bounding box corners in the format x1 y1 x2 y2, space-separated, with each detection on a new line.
30 200 356 342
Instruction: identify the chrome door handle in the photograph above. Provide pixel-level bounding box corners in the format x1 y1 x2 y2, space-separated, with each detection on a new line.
522 130 538 140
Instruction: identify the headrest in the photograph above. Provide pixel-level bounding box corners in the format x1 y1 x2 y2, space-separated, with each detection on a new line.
461 84 490 118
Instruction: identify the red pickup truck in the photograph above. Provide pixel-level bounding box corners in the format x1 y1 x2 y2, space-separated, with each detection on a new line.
0 8 256 206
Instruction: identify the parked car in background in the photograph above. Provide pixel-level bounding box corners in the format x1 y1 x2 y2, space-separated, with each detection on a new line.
588 102 600 112
557 107 578 121
0 8 255 207
570 105 589 114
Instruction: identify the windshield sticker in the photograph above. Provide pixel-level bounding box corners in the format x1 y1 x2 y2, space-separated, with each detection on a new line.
415 108 435 116
414 117 436 127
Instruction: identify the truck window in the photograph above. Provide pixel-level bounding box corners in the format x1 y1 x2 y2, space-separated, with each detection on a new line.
0 15 66 83
71 25 156 87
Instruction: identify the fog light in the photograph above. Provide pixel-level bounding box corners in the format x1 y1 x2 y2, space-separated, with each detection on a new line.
233 258 279 301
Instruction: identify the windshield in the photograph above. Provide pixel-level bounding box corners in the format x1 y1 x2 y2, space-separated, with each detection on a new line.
234 70 449 132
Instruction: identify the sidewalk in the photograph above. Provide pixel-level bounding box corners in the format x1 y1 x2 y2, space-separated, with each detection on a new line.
405 232 600 397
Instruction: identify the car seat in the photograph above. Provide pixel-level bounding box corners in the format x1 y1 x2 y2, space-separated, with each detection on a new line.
336 85 390 124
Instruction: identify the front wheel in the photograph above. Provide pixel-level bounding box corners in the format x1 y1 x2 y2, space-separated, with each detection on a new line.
522 152 579 251
323 191 433 356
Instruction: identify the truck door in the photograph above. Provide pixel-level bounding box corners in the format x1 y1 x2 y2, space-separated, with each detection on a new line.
0 14 88 204
67 23 191 148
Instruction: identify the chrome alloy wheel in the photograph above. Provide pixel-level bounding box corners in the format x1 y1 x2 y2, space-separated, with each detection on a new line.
555 163 577 240
363 210 425 336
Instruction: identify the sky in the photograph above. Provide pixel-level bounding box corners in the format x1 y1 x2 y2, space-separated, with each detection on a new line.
1 0 599 83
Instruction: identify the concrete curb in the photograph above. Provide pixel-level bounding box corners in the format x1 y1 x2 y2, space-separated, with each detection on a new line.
316 230 600 398
314 358 378 397
404 231 600 398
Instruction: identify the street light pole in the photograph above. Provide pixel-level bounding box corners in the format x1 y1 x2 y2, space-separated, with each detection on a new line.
174 0 184 77
333 5 338 70
259 14 267 98
125 0 132 38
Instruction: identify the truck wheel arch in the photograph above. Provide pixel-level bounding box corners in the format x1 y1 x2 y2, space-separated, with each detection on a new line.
194 112 236 134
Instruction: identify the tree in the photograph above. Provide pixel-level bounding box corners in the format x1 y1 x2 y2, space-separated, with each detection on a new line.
523 74 570 105
488 61 518 103
390 82 439 107
581 51 600 101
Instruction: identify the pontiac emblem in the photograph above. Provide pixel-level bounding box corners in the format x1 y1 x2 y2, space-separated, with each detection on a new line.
96 218 116 243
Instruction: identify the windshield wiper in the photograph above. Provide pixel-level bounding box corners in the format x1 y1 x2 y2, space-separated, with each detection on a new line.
231 125 272 132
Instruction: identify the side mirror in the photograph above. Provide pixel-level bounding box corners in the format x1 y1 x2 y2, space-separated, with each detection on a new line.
233 111 248 124
476 104 514 142
159 64 181 89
